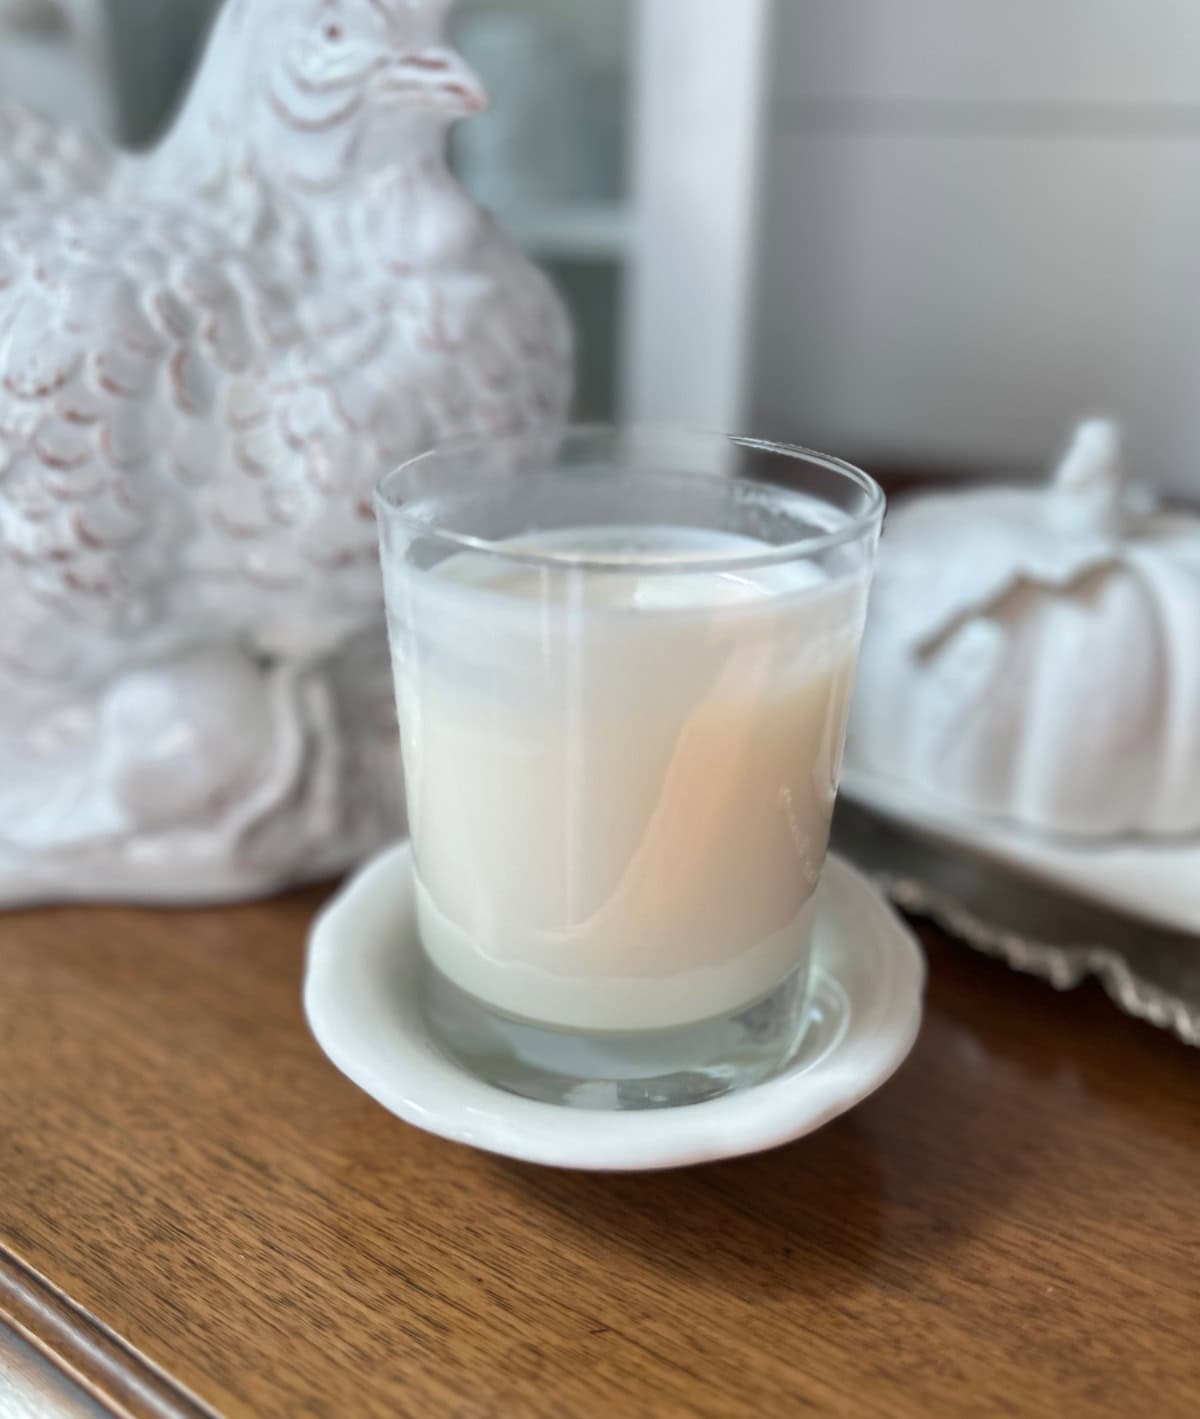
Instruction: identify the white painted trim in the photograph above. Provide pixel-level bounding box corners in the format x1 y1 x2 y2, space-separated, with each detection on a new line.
621 0 774 429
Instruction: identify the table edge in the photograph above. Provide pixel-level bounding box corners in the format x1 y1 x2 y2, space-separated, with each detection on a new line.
0 1245 217 1419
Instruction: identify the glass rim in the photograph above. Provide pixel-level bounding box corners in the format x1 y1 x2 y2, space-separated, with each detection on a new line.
374 424 885 574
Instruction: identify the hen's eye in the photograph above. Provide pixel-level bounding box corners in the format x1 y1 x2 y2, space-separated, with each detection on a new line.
324 22 343 40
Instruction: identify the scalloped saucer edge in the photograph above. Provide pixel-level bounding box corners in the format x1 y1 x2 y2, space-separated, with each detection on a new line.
304 843 926 1171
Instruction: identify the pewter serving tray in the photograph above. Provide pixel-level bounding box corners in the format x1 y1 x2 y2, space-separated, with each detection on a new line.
831 800 1200 1047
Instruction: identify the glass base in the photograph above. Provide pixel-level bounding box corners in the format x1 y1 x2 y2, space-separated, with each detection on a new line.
421 959 814 1111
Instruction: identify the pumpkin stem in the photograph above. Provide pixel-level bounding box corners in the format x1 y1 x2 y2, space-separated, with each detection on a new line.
1047 418 1125 536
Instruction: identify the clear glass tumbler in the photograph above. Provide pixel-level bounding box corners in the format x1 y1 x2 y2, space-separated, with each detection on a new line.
376 426 883 1109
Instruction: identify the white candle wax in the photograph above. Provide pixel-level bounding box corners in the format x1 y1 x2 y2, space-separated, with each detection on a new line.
387 527 868 1032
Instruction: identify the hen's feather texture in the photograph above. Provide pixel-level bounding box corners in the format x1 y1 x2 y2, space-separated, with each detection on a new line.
0 101 113 196
0 192 303 687
0 196 571 682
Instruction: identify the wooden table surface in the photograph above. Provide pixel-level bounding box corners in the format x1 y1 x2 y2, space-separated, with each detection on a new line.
0 880 1196 1419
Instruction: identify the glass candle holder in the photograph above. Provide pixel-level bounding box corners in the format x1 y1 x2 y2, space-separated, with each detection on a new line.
376 426 883 1110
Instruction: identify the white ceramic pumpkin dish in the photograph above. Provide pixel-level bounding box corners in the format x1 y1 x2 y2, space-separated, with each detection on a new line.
849 420 1200 840
839 764 1200 935
845 418 1200 932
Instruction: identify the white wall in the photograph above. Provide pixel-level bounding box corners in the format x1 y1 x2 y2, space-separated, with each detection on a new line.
751 0 1200 491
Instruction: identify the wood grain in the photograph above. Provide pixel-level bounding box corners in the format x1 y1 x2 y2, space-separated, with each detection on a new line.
0 885 1197 1418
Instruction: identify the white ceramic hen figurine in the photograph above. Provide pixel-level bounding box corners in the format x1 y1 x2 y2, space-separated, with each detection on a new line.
0 99 112 197
0 0 118 142
0 0 573 904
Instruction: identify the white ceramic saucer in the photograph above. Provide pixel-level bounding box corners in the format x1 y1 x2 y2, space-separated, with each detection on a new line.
841 765 1200 936
304 844 925 1171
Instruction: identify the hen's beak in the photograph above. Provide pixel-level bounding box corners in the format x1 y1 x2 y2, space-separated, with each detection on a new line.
388 47 489 117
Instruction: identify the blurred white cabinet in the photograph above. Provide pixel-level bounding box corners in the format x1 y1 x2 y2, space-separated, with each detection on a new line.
463 0 1200 491
454 0 773 428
